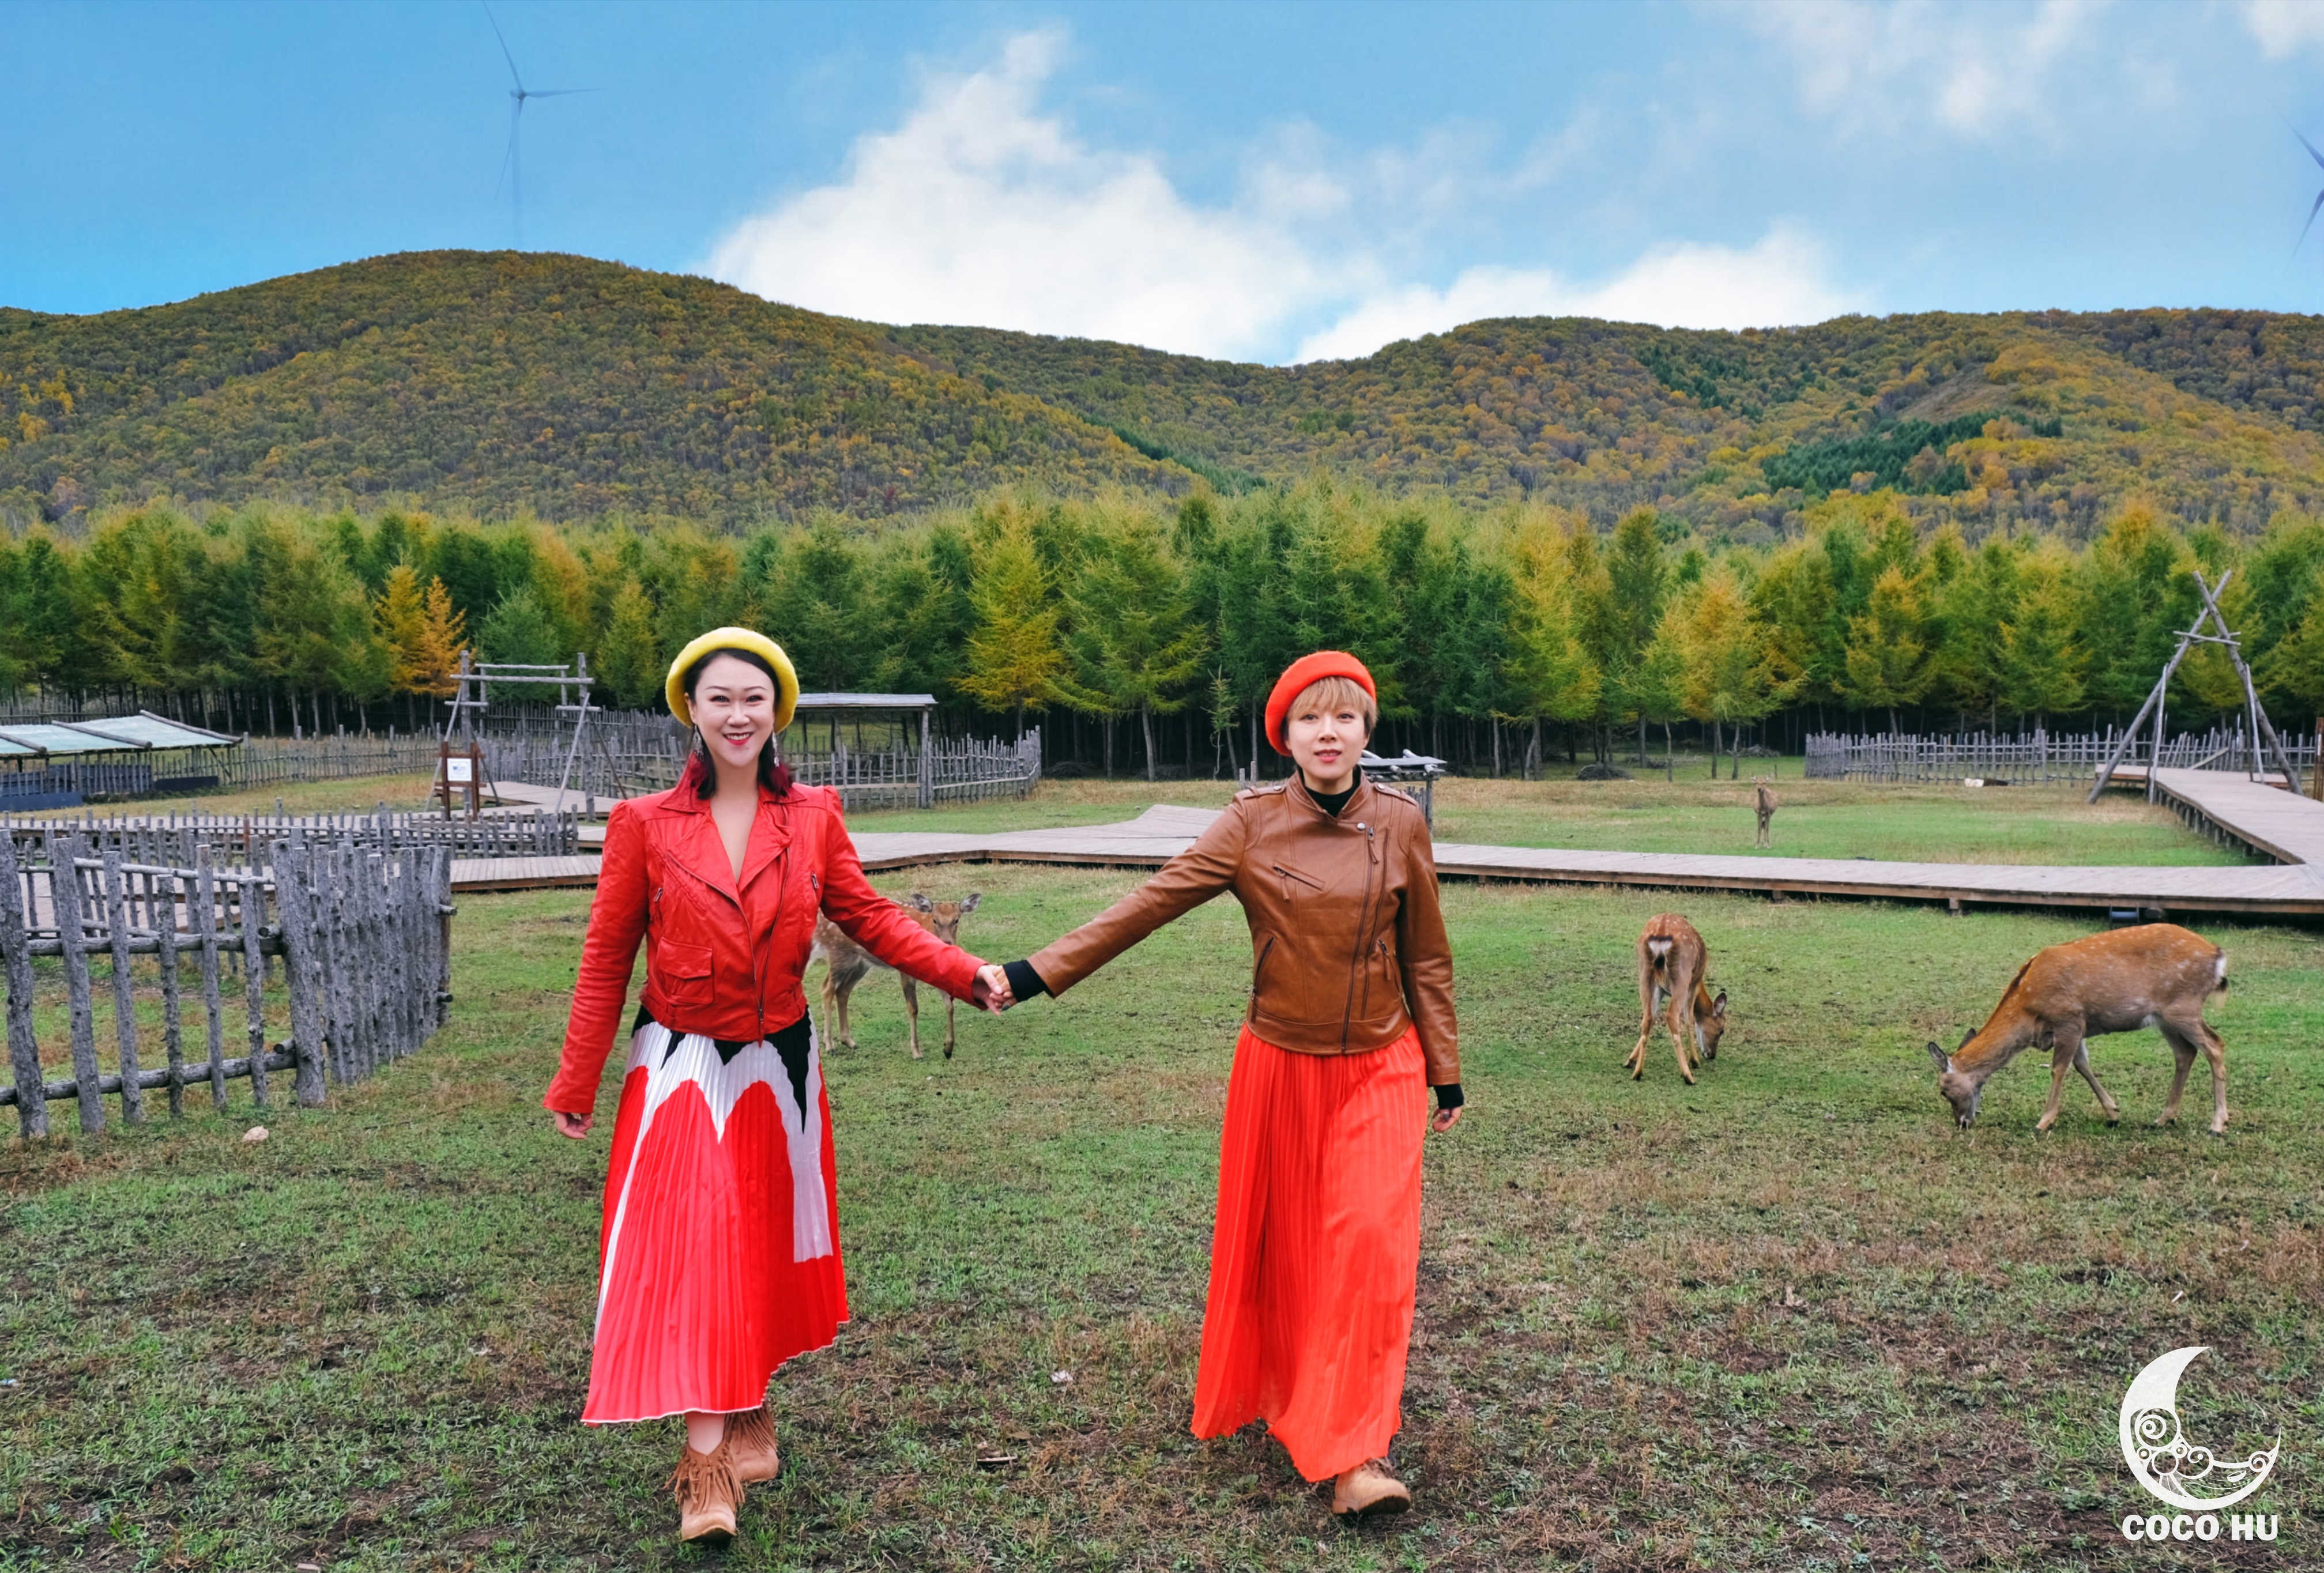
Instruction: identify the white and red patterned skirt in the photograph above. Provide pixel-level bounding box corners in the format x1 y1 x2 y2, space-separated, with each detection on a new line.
582 1009 848 1424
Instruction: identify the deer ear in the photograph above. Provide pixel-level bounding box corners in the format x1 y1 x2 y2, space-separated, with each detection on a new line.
959 892 982 914
1711 990 1727 1017
1924 1040 1952 1072
1958 1027 1974 1050
907 892 933 912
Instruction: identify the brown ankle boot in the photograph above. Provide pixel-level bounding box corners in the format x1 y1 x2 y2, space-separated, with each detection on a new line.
1332 1457 1411 1518
726 1403 781 1484
666 1436 743 1544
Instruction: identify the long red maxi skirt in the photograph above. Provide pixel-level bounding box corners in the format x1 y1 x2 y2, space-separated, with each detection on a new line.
1192 1024 1427 1480
582 1010 848 1425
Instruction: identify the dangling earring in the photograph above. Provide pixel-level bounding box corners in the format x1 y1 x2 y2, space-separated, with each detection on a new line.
692 730 717 797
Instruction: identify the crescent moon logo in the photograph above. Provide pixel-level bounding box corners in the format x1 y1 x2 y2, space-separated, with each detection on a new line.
2118 1346 2280 1512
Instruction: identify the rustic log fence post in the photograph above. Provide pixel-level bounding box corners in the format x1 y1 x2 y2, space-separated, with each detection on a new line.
238 862 270 1108
194 848 228 1112
57 835 104 1134
101 852 145 1125
0 835 44 1140
157 868 185 1118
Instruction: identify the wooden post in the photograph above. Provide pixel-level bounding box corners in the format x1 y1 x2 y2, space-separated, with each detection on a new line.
238 865 270 1108
918 707 933 810
0 835 45 1140
101 852 145 1124
56 836 103 1134
275 842 327 1106
194 848 228 1112
157 869 184 1118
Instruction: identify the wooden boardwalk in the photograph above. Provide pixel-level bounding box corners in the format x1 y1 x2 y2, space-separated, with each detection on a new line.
436 773 2324 915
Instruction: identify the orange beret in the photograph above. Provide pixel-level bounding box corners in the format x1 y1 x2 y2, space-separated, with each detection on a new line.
1265 651 1377 755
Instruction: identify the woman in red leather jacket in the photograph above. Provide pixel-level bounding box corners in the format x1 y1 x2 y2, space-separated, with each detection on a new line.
543 628 1008 1544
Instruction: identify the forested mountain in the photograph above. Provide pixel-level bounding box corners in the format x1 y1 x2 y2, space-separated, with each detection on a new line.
8 250 2324 539
0 252 1191 525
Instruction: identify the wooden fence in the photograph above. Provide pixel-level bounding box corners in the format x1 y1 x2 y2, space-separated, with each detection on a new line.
490 727 1045 809
1806 728 2323 786
0 831 454 1138
1 806 578 863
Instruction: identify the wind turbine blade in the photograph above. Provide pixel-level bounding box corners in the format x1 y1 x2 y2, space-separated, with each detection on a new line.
495 95 519 201
2295 123 2324 173
2301 186 2324 254
483 0 524 93
523 87 599 98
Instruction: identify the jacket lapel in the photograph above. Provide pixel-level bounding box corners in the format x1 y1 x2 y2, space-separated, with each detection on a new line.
674 798 744 907
738 794 793 896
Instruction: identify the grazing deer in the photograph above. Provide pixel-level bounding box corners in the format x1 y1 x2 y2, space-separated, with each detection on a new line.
1753 780 1777 848
1923 923 2230 1134
811 892 982 1059
1627 914 1727 1084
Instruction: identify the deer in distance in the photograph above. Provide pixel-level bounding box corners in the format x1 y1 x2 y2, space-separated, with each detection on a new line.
1753 780 1777 848
1924 923 2231 1134
811 892 982 1060
1628 913 1728 1084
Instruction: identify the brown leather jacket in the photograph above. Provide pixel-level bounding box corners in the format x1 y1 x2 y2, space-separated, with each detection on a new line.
1027 775 1459 1084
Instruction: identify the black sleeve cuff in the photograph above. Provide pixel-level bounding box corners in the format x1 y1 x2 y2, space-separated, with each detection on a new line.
1433 1081 1463 1111
1003 959 1050 1002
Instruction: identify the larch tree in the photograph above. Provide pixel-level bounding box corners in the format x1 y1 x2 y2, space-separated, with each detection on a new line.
1998 546 2087 726
594 578 661 710
1059 518 1208 780
1840 565 1934 731
959 520 1067 740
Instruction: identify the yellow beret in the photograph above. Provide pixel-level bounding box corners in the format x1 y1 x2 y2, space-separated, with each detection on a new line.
665 628 800 732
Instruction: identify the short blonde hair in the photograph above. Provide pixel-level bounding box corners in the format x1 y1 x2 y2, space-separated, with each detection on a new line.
1289 675 1376 737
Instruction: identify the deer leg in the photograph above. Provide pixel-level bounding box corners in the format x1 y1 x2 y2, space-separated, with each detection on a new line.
942 993 956 1060
820 967 846 1051
902 976 922 1060
2034 1029 2079 1132
2156 1021 2198 1127
1666 990 1697 1087
2198 1019 2228 1136
2069 1040 2120 1123
1629 984 1659 1078
833 966 861 1050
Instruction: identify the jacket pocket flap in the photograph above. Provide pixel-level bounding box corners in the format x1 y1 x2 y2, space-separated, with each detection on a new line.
1271 862 1325 889
662 941 713 979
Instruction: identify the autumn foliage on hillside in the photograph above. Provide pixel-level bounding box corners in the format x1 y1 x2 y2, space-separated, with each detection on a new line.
9 252 2324 538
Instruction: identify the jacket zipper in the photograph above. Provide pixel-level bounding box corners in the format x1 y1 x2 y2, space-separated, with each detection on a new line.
1341 821 1378 1050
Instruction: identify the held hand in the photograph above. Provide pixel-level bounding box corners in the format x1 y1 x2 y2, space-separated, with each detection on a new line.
973 964 1015 1014
1429 1104 1464 1134
553 1108 594 1140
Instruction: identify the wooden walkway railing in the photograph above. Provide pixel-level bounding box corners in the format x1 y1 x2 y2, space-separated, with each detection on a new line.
0 831 455 1138
1807 728 2322 787
2 805 578 863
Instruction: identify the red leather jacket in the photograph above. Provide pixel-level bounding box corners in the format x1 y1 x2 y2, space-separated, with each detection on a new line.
544 777 987 1115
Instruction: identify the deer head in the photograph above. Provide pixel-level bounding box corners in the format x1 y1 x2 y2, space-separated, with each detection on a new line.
1924 1029 1982 1127
1700 990 1730 1057
906 890 983 944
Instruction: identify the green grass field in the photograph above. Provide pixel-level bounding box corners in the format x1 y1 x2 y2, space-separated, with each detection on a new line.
4 859 2315 1570
850 774 2249 870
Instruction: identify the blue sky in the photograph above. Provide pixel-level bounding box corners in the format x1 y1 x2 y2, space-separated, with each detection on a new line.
9 0 2324 363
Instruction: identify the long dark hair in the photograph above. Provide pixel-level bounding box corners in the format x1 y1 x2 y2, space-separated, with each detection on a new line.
680 646 793 801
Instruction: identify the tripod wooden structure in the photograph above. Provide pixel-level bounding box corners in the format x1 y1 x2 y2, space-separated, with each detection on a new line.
2089 568 2305 802
440 651 619 816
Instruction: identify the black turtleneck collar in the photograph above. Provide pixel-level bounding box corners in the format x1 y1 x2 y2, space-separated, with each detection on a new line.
1306 778 1359 818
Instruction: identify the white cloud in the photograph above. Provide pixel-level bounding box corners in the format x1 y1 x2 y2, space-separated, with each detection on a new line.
1291 227 1862 364
1742 0 2108 137
2242 0 2324 57
707 30 1856 367
703 29 1346 361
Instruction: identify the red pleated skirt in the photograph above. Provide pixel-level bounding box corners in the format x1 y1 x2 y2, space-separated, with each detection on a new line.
1192 1024 1427 1481
582 1012 848 1425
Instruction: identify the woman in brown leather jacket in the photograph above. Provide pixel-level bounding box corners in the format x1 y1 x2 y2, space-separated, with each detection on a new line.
997 650 1463 1519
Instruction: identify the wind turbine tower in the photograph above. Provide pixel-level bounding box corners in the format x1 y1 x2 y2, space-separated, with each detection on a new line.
485 3 594 248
